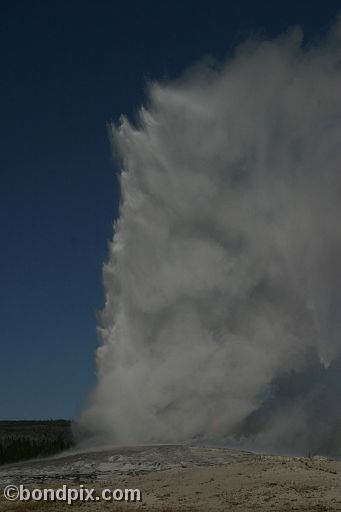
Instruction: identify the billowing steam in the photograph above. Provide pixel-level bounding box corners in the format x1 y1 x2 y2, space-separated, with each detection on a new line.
81 19 341 453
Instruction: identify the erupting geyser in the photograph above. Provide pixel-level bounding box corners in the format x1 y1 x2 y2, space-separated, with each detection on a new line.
81 19 341 453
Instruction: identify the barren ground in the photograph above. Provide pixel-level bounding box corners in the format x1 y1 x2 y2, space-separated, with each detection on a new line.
0 445 340 511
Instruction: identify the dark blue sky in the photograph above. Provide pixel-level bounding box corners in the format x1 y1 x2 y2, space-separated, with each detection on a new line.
1 0 339 420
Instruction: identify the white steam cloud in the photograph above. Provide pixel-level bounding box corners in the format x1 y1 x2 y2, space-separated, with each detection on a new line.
81 19 341 451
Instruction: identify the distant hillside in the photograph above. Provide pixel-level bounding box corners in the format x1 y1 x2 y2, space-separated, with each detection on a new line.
0 420 74 465
0 420 73 442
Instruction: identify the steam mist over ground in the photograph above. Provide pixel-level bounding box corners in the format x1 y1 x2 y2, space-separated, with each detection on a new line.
81 18 341 454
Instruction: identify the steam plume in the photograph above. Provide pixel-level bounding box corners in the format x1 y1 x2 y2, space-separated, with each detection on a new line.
81 19 341 452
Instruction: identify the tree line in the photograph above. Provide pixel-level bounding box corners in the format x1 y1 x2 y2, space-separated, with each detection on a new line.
0 435 73 465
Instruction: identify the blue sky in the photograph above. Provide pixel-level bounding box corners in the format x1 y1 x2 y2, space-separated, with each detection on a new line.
0 0 339 420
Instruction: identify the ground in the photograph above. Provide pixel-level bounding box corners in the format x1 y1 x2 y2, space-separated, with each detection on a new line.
0 445 340 511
